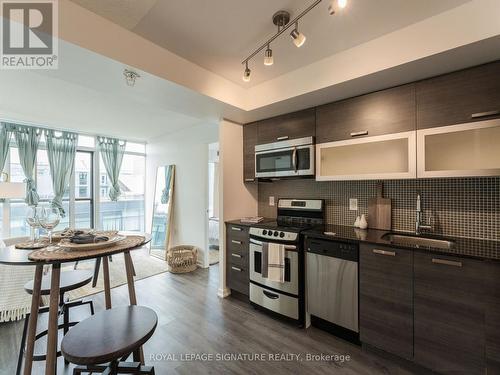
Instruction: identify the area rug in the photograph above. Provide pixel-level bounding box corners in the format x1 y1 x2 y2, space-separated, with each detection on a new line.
64 248 169 301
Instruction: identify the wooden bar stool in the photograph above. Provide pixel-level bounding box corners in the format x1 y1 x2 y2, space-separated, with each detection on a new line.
61 305 157 374
17 269 95 374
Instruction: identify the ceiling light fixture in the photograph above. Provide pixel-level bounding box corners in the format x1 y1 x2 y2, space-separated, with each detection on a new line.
242 0 346 81
123 69 140 87
290 23 306 48
264 45 274 66
243 61 251 82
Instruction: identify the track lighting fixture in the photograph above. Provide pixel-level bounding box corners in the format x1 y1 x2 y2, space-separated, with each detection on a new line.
123 69 140 87
243 61 251 82
328 0 348 15
264 45 273 66
242 0 347 81
290 23 306 48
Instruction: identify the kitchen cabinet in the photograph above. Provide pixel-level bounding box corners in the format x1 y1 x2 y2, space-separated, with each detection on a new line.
485 262 500 373
416 61 500 129
414 252 485 375
316 84 415 143
243 123 258 182
359 244 414 360
417 118 500 178
256 108 315 145
225 223 250 296
316 131 416 180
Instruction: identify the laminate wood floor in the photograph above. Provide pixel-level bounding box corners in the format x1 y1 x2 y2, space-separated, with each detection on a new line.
0 262 418 375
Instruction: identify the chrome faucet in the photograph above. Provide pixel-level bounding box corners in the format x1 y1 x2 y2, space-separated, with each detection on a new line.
416 192 432 235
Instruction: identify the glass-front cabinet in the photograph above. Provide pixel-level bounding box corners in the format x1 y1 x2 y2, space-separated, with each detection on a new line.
417 119 500 178
316 131 416 180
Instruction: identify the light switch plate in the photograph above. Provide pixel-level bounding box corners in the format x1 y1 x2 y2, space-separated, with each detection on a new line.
269 196 275 206
349 198 358 211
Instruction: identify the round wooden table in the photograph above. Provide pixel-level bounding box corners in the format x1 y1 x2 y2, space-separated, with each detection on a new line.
0 232 151 375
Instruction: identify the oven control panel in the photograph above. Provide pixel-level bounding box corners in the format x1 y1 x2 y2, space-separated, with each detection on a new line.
249 227 298 242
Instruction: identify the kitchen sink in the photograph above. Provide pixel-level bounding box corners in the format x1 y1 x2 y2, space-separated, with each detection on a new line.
381 233 456 249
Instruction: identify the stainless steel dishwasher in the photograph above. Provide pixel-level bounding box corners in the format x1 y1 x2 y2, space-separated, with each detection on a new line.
306 238 359 335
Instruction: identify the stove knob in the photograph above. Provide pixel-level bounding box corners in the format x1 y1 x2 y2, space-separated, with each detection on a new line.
273 231 279 237
262 230 267 235
279 232 285 238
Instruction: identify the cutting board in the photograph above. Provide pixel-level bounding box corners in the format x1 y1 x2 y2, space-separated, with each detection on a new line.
368 183 391 230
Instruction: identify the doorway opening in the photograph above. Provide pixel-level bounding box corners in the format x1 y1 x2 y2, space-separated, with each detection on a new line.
207 143 219 266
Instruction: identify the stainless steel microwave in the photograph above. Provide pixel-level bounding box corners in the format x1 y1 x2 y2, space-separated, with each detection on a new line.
254 137 315 178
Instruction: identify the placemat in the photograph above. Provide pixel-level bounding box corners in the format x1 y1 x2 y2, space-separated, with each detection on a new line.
15 241 49 250
28 235 146 263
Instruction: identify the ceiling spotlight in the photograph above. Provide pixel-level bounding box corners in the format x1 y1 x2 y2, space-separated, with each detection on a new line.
123 69 140 87
329 0 347 15
264 45 273 66
290 23 306 48
243 61 251 82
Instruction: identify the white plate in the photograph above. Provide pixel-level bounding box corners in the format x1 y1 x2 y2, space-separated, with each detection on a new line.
58 235 126 250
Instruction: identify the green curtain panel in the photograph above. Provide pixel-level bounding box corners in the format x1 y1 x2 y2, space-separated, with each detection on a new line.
97 137 126 201
0 123 14 176
9 124 42 206
45 130 78 217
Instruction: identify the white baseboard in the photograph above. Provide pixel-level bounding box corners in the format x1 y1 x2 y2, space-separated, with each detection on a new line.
217 287 230 298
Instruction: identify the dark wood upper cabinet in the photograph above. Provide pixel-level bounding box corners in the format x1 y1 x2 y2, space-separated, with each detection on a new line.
359 244 414 360
485 262 500 374
243 123 258 182
256 108 315 145
316 84 416 143
416 61 500 129
414 252 486 375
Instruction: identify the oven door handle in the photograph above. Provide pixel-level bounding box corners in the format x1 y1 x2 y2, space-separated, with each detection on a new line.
250 238 296 250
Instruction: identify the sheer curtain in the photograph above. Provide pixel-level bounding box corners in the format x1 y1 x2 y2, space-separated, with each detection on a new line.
0 123 13 177
45 130 78 217
97 137 126 201
9 125 41 206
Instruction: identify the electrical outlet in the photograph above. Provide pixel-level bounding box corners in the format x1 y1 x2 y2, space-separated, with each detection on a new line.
269 196 275 206
349 198 358 211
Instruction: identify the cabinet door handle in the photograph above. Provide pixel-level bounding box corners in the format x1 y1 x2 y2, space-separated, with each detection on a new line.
244 178 255 182
231 227 242 231
231 266 242 272
231 240 242 245
231 253 242 258
471 110 500 119
263 290 279 299
277 136 289 141
373 249 396 256
432 258 462 267
350 130 368 137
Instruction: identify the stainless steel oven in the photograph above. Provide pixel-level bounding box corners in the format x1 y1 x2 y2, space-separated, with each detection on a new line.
255 137 314 178
249 238 299 296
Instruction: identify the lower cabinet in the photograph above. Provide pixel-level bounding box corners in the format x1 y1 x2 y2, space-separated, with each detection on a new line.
485 262 500 374
225 223 250 296
414 252 485 375
359 244 414 360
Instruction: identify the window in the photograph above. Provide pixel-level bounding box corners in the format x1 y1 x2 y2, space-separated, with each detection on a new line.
1 133 145 237
99 153 145 232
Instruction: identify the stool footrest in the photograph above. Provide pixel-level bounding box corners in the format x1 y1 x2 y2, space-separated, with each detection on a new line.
74 361 155 374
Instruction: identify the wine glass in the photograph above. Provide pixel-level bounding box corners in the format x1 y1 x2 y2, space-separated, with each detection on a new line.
37 206 61 244
25 206 41 246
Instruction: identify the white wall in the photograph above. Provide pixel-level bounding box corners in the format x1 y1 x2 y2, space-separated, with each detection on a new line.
218 119 258 297
146 123 218 267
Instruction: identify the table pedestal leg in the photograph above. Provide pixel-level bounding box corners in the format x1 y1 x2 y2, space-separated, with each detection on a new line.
45 263 61 375
23 264 43 375
102 256 112 309
124 251 144 364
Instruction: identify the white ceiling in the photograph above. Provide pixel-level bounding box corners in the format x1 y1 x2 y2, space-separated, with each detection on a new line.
68 0 470 86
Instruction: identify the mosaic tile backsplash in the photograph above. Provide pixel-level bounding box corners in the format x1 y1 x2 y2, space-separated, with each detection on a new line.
258 178 500 241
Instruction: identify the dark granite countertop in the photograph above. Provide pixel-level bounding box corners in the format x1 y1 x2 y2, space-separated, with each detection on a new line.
303 224 500 262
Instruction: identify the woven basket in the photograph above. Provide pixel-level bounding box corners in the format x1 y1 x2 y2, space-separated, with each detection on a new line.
167 245 198 273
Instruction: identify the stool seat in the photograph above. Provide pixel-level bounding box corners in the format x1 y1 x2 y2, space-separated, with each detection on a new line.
61 305 158 365
24 270 94 295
